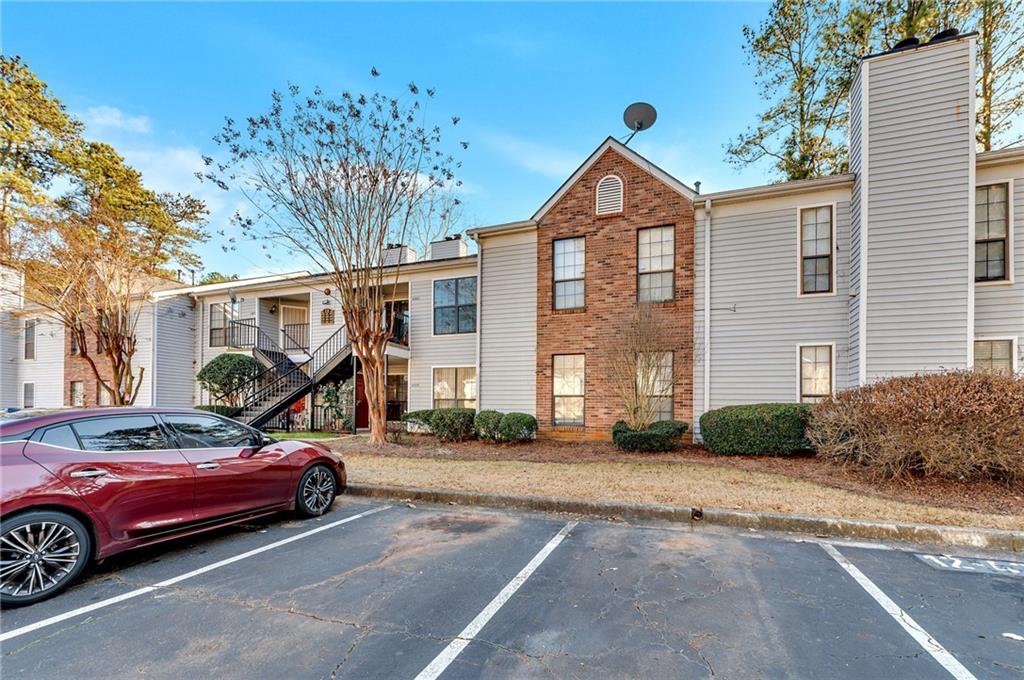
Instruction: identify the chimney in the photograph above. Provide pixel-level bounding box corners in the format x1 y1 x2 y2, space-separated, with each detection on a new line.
430 234 468 260
383 244 417 266
849 30 976 382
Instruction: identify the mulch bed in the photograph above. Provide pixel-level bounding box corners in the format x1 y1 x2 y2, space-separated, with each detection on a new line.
329 434 1024 519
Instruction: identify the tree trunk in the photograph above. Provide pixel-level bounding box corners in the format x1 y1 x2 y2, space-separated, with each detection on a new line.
357 342 389 446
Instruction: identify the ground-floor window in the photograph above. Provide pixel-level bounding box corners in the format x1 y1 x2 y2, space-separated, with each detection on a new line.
638 352 673 421
799 345 832 403
70 381 85 407
98 384 113 406
23 383 34 408
387 374 408 420
975 339 1014 375
433 367 476 409
553 354 585 426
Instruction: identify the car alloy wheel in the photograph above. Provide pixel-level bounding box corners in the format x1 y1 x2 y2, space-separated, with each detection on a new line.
299 466 336 516
1 517 86 604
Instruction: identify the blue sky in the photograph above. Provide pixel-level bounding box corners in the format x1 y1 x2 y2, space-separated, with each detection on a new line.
5 2 773 278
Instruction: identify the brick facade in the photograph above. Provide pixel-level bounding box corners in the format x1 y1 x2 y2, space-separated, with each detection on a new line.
64 332 114 408
535 148 695 440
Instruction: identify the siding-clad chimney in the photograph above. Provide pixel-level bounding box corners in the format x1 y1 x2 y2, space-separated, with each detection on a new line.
430 234 468 260
849 32 976 383
383 244 417 266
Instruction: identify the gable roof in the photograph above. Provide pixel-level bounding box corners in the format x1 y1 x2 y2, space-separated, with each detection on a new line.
531 136 698 222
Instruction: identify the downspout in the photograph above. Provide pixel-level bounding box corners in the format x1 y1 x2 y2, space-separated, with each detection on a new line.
473 236 482 412
703 199 712 430
151 298 158 407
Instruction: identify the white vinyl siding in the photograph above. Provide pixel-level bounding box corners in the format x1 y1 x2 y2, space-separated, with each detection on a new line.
693 196 851 417
595 175 623 214
407 264 478 411
153 295 196 407
864 40 973 378
479 230 537 414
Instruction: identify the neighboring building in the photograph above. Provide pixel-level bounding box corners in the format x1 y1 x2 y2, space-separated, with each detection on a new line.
2 31 1020 441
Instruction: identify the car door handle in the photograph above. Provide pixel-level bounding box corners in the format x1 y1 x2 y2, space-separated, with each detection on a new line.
195 462 221 470
70 468 108 478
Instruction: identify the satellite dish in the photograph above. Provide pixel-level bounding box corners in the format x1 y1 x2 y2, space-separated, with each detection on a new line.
624 102 657 132
622 102 657 145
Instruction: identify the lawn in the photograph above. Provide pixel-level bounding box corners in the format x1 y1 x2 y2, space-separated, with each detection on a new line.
270 431 342 441
329 435 1024 532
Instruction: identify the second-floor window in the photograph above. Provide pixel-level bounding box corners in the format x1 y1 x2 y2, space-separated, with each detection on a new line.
800 206 833 294
433 276 476 334
209 302 238 347
553 237 585 309
638 226 674 302
976 183 1009 282
24 319 35 360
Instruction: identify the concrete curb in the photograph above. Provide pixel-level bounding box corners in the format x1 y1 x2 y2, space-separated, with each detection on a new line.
346 483 1024 553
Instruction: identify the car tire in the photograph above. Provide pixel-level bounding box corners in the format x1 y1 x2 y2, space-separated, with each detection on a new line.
1 510 92 608
295 464 337 518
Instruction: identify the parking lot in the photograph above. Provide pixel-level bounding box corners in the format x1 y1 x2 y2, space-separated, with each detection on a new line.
1 497 1021 679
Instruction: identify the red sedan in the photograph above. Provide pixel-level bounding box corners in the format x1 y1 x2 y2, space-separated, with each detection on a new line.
0 407 346 607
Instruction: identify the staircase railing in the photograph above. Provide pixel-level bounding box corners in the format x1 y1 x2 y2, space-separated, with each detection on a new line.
309 327 350 380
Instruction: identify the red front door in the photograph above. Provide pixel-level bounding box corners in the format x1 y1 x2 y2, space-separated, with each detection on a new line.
355 372 369 429
160 413 294 520
25 415 196 541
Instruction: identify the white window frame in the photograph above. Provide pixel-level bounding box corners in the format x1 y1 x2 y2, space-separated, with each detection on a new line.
974 336 1019 374
70 380 85 407
553 236 586 310
595 174 624 215
430 365 477 410
975 178 1015 286
23 318 36 361
22 382 34 408
795 203 838 298
430 275 478 337
553 353 586 427
795 343 836 402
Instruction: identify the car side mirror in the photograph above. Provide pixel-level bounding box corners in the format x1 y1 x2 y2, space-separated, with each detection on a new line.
260 434 274 447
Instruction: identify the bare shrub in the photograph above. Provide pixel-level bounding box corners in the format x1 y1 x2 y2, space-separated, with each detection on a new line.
808 371 1024 482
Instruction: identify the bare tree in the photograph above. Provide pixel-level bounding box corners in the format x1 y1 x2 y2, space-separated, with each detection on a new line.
609 305 676 431
405 186 464 261
205 73 464 445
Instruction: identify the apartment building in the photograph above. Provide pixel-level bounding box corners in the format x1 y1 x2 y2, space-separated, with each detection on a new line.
2 31 1020 441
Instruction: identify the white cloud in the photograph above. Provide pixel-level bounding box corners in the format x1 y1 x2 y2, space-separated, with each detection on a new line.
83 105 152 134
476 130 579 179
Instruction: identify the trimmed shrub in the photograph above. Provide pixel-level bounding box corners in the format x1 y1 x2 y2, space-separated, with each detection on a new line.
430 408 476 442
401 409 436 430
475 410 504 442
809 371 1024 481
196 353 260 406
195 404 240 418
612 419 689 452
700 403 812 456
498 412 537 443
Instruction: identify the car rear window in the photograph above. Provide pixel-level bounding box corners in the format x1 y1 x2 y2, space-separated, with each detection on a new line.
72 416 169 452
39 425 81 450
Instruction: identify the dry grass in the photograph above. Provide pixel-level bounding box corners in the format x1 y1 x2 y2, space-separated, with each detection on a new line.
345 453 1024 532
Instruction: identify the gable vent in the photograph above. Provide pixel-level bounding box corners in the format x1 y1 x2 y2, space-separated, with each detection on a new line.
596 175 624 214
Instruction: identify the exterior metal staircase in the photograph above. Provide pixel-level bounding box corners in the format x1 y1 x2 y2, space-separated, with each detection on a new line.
229 327 352 430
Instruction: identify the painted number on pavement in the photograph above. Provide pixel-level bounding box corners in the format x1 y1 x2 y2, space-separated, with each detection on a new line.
916 554 1024 577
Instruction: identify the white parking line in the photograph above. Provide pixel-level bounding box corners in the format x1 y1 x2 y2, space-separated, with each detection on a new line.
0 505 391 643
820 543 978 680
414 520 578 680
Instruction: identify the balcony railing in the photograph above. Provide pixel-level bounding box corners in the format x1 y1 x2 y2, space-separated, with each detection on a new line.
209 318 256 348
389 311 410 346
282 323 309 352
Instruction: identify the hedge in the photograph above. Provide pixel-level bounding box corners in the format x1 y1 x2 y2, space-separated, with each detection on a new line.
430 408 476 442
612 419 689 452
809 371 1024 481
195 404 241 418
497 412 537 443
401 409 436 430
474 410 503 441
699 403 812 456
